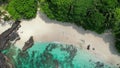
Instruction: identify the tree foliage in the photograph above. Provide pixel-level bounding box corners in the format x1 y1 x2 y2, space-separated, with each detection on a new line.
41 0 115 33
41 0 73 21
113 8 120 52
40 0 120 52
7 0 37 20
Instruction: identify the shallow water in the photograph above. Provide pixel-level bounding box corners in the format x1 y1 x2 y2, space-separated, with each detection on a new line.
2 42 117 68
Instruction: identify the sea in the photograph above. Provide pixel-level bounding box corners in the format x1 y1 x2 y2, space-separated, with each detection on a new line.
2 42 118 68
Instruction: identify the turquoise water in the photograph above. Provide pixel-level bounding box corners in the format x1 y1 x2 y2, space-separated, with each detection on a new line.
2 42 117 68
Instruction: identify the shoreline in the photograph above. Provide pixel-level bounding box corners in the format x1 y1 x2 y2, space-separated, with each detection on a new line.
0 12 120 66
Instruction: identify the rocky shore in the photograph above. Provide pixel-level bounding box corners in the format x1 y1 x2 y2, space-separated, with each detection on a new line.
0 53 11 68
0 21 21 51
0 21 34 68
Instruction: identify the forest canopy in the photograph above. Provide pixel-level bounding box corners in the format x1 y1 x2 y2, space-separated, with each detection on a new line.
7 0 37 20
40 0 120 52
40 0 118 33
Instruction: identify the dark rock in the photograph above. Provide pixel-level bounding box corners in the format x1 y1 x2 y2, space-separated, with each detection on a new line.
0 21 21 68
22 36 34 51
9 32 19 41
0 21 21 51
89 59 92 62
93 48 95 50
95 61 104 68
87 45 90 50
0 53 13 68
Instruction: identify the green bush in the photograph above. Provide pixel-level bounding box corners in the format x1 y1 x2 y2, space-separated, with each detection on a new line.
41 0 73 21
7 0 37 20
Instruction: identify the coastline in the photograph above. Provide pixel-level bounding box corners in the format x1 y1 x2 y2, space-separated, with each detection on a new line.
0 12 120 66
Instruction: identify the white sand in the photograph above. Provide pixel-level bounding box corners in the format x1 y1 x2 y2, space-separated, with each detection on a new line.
0 12 120 65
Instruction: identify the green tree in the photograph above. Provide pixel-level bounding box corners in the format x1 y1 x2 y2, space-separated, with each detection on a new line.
41 0 106 33
7 0 37 20
94 0 118 29
113 8 120 52
41 0 73 21
85 11 105 33
71 0 106 33
72 0 94 23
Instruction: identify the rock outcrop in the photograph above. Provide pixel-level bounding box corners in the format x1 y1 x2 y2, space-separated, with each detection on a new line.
0 20 34 68
0 21 21 51
0 21 21 68
22 36 34 51
0 53 10 68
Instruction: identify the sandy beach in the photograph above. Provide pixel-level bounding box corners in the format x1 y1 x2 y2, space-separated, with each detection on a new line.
0 12 120 66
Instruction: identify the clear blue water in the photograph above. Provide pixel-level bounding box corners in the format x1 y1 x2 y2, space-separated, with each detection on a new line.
2 42 117 68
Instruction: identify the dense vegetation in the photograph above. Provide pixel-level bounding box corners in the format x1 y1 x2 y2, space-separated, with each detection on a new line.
113 8 120 52
7 0 37 20
40 0 118 33
40 0 120 52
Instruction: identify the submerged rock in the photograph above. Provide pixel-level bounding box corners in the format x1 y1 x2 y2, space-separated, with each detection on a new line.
95 61 105 68
0 53 13 68
11 43 78 68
